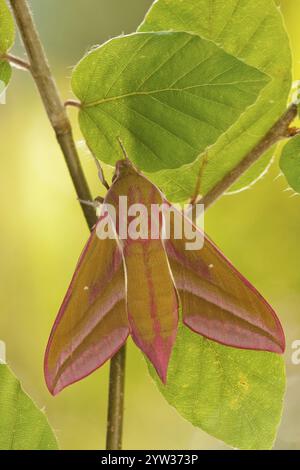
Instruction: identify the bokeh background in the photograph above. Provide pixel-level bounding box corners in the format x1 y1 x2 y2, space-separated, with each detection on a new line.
0 0 300 450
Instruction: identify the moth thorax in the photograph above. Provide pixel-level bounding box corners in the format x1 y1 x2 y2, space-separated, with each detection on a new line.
114 159 136 180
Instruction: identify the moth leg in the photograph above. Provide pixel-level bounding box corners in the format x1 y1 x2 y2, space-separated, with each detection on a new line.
78 197 104 217
78 197 103 207
93 157 110 190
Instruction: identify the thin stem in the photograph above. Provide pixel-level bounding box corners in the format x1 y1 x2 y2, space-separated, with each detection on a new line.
64 99 81 108
106 346 126 450
9 0 126 450
2 52 31 70
200 104 298 209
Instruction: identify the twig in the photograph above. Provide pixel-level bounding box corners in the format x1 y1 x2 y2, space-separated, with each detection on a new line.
2 52 30 70
9 0 126 450
200 104 298 209
64 99 81 108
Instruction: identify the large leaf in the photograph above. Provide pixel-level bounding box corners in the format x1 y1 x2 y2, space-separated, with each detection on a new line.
0 0 14 88
280 135 300 193
0 0 14 53
139 0 292 200
149 325 285 450
72 31 268 172
0 365 58 450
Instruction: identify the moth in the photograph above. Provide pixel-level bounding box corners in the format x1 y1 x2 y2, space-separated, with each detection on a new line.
44 157 285 395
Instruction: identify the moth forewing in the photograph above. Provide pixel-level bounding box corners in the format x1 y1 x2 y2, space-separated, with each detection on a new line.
44 214 129 395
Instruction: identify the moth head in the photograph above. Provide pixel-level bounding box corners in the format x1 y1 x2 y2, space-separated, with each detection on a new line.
113 159 138 181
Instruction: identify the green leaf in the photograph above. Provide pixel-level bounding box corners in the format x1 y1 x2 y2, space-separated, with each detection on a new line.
0 0 14 53
0 0 15 89
280 135 300 193
0 59 11 86
139 0 292 200
149 325 285 450
72 31 269 172
0 365 58 450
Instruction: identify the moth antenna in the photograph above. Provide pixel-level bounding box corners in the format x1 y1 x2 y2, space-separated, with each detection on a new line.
117 136 129 161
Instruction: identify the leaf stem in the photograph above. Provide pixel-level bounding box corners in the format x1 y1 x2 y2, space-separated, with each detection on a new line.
9 0 126 450
64 99 81 108
2 52 31 70
200 104 298 209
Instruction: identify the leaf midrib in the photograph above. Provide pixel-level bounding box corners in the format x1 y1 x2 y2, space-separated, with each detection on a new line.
81 79 266 108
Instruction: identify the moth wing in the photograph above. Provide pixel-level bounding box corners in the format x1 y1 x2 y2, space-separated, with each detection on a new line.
164 206 285 353
44 216 128 395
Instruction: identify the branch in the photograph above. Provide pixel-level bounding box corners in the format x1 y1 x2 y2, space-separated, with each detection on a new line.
9 0 126 450
106 346 126 450
2 52 30 70
199 103 298 209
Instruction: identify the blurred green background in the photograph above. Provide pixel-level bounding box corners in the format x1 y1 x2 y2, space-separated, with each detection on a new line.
1 0 300 450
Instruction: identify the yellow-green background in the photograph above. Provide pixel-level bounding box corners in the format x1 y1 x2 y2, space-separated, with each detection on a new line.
1 0 300 449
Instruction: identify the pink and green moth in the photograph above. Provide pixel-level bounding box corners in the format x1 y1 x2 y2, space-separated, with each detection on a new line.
44 158 285 395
